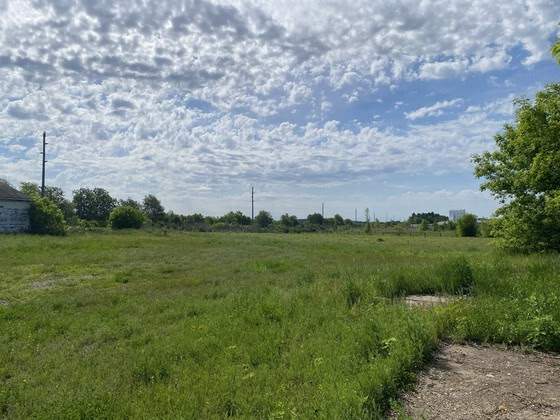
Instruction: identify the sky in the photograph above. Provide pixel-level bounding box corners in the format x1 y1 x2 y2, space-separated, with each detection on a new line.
0 0 559 221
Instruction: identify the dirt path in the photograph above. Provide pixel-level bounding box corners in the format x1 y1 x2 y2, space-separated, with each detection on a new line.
396 342 560 419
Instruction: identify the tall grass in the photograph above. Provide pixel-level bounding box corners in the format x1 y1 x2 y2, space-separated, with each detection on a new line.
0 232 558 417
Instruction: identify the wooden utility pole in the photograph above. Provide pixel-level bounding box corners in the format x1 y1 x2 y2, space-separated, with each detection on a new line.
251 187 254 220
41 131 47 197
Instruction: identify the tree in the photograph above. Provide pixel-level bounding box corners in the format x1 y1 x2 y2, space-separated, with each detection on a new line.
418 219 428 231
255 210 273 228
21 182 74 220
109 206 145 229
307 213 324 225
142 194 165 223
220 211 251 226
73 187 117 224
119 197 141 210
29 196 67 235
407 212 449 225
456 214 478 237
473 83 560 251
280 213 299 227
333 214 344 226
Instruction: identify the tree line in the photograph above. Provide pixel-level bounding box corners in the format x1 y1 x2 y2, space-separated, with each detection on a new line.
14 182 364 234
11 181 485 236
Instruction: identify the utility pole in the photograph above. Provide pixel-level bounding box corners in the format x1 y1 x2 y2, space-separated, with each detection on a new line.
41 131 47 198
355 208 357 222
321 203 324 218
251 187 254 220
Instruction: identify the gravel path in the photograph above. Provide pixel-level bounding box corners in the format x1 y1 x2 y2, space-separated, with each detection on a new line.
396 342 560 419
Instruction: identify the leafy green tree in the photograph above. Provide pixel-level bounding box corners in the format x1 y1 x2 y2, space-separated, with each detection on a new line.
255 210 273 228
119 197 141 210
307 213 324 225
280 213 299 227
109 206 145 229
29 196 67 235
473 83 560 252
456 214 478 237
407 212 449 224
220 211 252 226
21 182 74 220
186 213 205 224
333 214 344 226
418 219 428 231
142 194 165 223
73 187 117 224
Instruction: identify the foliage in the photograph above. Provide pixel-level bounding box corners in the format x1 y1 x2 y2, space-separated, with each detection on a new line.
21 182 74 220
473 83 560 252
119 197 141 210
255 210 273 228
456 214 478 237
28 196 67 235
408 212 449 225
418 219 428 231
333 214 344 226
280 213 299 227
109 206 145 229
142 194 165 223
552 37 560 66
219 211 252 226
73 187 117 224
306 212 324 225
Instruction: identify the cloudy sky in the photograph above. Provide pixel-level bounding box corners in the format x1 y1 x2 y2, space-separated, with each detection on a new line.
0 0 559 220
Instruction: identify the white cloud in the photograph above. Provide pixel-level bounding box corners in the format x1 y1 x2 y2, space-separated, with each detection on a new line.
0 0 557 216
405 99 462 120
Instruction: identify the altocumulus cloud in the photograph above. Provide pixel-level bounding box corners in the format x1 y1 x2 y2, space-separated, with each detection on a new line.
0 0 558 217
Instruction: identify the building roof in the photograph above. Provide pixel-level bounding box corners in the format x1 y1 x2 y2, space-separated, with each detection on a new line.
0 182 33 202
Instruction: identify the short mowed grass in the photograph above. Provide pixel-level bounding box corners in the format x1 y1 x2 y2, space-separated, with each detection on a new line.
0 231 559 418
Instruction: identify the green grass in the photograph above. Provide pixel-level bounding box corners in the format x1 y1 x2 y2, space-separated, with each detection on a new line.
0 231 558 418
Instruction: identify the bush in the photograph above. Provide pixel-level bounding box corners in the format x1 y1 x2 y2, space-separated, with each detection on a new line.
29 197 67 235
456 214 478 237
109 206 145 229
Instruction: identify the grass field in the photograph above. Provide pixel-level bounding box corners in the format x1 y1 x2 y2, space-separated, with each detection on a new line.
1 231 559 418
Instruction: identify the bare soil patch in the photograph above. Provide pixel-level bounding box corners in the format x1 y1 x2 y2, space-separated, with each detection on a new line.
395 342 560 419
403 295 456 307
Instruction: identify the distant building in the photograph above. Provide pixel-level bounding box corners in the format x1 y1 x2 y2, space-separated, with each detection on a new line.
0 183 33 233
449 209 466 222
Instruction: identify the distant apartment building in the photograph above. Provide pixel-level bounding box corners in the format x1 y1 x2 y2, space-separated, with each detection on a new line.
449 209 466 222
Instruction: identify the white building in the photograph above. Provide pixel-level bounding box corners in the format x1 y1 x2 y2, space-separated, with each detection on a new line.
449 209 466 222
0 183 33 233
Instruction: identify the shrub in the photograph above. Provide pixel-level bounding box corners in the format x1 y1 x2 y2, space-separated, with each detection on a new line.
109 206 145 229
456 214 478 237
29 196 67 235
